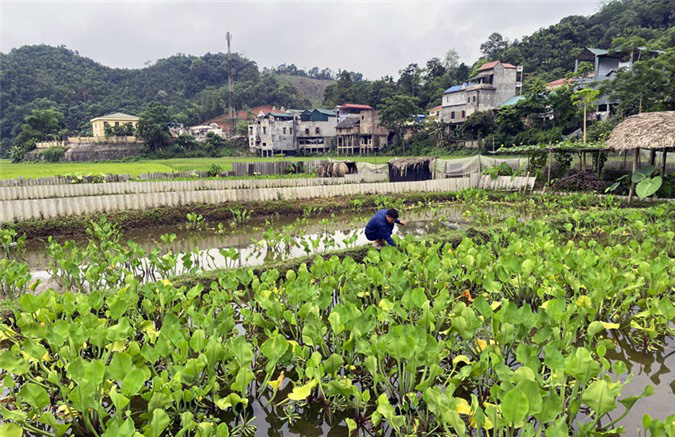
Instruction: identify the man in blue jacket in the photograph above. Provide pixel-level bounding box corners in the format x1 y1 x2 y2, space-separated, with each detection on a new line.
365 208 406 249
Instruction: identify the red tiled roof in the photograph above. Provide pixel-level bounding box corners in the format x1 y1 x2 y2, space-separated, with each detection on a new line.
478 61 516 71
546 78 569 88
338 103 374 110
429 105 443 111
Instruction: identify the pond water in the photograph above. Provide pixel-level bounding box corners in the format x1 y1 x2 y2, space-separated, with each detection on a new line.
25 205 471 282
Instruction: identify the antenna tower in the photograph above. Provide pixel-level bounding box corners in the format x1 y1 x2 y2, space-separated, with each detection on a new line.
226 31 234 134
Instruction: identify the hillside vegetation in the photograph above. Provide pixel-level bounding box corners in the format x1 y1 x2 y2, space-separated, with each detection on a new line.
276 75 335 108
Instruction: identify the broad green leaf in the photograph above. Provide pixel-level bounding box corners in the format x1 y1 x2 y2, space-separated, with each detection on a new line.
190 329 207 352
323 353 343 375
582 380 617 415
121 367 148 397
345 418 357 435
636 176 662 199
502 387 529 425
0 423 22 437
231 367 255 394
18 382 49 410
565 347 600 384
0 351 29 375
215 393 248 411
143 409 170 437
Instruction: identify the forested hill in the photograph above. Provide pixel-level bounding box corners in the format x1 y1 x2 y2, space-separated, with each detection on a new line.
0 45 315 142
492 0 674 80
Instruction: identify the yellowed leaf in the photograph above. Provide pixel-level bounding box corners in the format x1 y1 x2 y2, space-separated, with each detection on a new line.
288 379 318 401
600 321 620 330
452 355 472 366
455 398 471 415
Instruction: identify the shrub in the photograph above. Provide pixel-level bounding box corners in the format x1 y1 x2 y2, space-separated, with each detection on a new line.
551 170 610 192
40 146 66 162
208 163 223 177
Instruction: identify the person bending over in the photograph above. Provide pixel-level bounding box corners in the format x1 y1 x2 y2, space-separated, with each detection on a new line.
365 208 406 249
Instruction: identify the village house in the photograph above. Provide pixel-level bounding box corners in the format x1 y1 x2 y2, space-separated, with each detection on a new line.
335 104 389 155
428 105 442 120
248 111 295 156
547 47 663 118
440 61 521 126
247 104 390 156
296 109 337 154
183 123 225 142
90 112 139 137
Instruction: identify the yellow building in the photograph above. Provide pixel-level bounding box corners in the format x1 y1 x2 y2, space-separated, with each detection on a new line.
90 112 139 137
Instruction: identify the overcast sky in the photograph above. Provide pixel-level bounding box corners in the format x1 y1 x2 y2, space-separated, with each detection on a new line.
1 0 600 79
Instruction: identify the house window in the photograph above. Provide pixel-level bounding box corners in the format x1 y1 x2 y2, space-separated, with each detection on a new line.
451 112 455 119
263 127 267 134
114 122 119 127
283 127 286 134
461 111 466 118
467 97 470 103
262 142 266 147
361 115 365 120
249 126 253 134
305 128 310 135
472 96 476 102
315 127 320 134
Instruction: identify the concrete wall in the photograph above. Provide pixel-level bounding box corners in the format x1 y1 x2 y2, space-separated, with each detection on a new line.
0 175 536 223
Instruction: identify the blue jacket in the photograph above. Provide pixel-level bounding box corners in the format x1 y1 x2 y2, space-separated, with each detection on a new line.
365 209 400 246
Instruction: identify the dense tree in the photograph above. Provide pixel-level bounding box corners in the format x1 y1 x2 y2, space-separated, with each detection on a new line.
480 33 510 60
603 49 675 116
10 108 67 161
378 94 420 147
498 0 673 76
136 103 174 152
397 64 423 96
460 111 497 139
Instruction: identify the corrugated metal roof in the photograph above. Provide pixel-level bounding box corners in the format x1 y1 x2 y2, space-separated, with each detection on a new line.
338 103 373 110
586 48 608 56
500 95 525 107
268 112 293 119
91 112 138 121
444 84 463 94
314 108 336 116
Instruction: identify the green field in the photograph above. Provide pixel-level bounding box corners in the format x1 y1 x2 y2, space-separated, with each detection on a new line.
0 155 488 180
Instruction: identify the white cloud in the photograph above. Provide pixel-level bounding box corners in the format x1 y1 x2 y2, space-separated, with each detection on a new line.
1 0 599 78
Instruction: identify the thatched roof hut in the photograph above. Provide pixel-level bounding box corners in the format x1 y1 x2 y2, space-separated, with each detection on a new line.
388 158 434 182
607 111 674 200
607 111 675 151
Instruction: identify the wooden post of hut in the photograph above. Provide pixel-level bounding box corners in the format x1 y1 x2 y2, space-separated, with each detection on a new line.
547 149 553 186
661 148 667 176
628 148 639 202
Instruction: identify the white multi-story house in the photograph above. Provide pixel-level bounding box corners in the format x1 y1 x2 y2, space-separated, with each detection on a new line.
440 61 520 125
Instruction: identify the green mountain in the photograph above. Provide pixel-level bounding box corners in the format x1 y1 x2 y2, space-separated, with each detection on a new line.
496 0 674 79
0 45 313 145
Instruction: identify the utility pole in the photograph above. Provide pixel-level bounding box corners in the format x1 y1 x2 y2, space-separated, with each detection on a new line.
226 31 235 136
